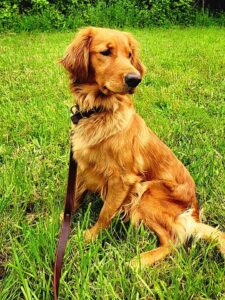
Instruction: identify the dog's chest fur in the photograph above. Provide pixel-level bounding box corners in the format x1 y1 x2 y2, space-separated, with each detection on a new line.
69 104 150 192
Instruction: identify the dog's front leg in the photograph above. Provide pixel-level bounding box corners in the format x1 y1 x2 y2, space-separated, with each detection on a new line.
83 177 129 242
73 171 87 212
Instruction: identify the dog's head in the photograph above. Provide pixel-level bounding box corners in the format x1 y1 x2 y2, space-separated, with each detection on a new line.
60 27 145 95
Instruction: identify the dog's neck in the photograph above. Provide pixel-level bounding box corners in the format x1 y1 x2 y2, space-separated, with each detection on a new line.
71 83 133 112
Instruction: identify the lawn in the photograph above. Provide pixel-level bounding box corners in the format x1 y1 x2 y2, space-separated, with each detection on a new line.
0 27 225 300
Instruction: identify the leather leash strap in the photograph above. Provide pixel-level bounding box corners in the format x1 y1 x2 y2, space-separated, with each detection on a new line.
53 106 102 299
53 149 77 300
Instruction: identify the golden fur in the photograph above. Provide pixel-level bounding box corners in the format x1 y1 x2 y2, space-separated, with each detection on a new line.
61 27 225 267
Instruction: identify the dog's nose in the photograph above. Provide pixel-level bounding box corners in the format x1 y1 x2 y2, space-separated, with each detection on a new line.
125 73 142 88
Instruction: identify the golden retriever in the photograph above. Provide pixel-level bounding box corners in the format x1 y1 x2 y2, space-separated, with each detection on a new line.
61 27 225 267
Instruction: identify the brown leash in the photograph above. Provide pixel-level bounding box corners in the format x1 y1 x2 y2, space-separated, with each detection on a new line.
53 106 102 299
53 149 77 300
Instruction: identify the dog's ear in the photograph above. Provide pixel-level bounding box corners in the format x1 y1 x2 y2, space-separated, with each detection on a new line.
125 33 145 77
60 27 93 83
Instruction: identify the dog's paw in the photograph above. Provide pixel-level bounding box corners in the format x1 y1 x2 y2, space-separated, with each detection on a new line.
219 233 225 257
59 211 64 222
129 257 141 270
83 228 97 243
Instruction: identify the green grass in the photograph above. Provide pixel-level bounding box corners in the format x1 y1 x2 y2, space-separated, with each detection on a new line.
0 27 225 299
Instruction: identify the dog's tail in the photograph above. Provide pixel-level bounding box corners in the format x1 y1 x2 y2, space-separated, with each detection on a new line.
192 222 225 255
175 209 225 256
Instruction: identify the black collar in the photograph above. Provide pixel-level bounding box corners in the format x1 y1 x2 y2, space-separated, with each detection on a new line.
70 104 102 125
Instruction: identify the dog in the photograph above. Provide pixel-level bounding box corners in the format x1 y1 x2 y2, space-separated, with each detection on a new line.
60 27 225 267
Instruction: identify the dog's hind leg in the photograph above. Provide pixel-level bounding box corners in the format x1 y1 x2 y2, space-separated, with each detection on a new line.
130 225 173 268
130 245 172 268
129 181 187 268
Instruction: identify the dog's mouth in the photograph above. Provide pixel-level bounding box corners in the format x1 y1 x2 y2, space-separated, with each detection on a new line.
128 88 135 94
100 85 113 96
100 84 135 96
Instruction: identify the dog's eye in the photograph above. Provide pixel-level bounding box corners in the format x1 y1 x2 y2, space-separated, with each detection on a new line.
100 49 111 56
